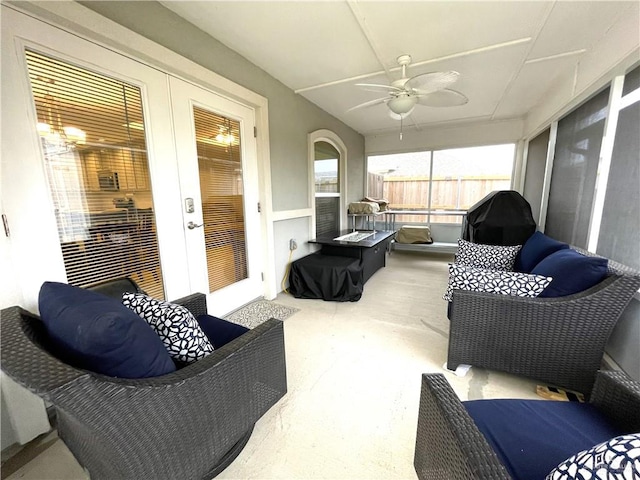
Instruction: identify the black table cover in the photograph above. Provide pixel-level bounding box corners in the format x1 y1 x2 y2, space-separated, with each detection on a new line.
289 253 363 302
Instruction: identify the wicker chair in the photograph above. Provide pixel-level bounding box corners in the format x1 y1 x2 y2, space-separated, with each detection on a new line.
447 252 640 397
0 278 287 480
414 370 640 480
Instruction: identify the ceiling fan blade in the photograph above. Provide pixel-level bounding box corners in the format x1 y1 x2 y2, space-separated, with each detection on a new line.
346 96 391 112
417 89 468 107
355 83 404 94
405 71 460 93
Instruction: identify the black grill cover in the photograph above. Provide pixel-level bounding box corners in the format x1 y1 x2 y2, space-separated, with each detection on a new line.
462 190 536 246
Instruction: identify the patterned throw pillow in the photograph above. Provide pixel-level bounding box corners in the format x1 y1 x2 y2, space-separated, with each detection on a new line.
546 433 640 480
455 239 522 271
122 293 214 364
443 263 552 302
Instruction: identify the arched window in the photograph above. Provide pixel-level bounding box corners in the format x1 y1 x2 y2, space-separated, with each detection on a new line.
309 130 347 237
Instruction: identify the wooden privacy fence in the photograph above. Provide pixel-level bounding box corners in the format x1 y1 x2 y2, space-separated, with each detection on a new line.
367 173 511 224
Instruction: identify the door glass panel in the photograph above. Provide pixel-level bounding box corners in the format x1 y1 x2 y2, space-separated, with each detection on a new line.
192 107 247 292
25 50 165 298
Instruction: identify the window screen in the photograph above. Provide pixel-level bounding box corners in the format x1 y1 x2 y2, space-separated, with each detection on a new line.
315 197 340 236
596 101 640 270
622 64 640 96
545 88 609 247
523 129 550 225
314 141 340 236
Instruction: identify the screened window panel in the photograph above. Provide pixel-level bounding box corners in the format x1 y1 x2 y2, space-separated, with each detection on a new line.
368 151 432 224
314 141 340 193
523 128 550 225
432 145 513 224
25 50 164 299
368 147 513 225
193 107 247 293
314 141 341 236
622 64 640 96
315 197 340 237
597 101 640 270
315 158 339 193
545 87 609 248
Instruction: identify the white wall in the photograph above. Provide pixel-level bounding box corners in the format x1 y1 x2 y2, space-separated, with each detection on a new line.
365 118 524 155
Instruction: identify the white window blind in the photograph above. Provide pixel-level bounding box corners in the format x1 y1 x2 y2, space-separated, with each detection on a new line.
192 107 248 292
25 49 165 299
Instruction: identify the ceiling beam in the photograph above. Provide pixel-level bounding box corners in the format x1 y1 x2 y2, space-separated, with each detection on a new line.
346 1 392 79
295 37 533 94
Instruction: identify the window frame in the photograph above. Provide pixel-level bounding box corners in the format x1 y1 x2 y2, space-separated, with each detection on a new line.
308 129 347 237
365 144 516 226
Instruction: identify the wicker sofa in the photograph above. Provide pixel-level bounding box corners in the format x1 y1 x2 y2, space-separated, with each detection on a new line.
0 278 287 480
447 248 640 397
414 370 640 480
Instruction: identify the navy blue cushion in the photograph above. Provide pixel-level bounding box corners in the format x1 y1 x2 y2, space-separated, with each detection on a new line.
197 314 249 349
514 231 570 273
531 249 608 297
464 399 622 480
38 281 175 378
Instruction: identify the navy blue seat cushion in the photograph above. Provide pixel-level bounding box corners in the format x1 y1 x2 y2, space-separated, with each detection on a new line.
197 314 249 349
464 399 622 480
514 231 570 273
531 249 608 297
38 281 176 378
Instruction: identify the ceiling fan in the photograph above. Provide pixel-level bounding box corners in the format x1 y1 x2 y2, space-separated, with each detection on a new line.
348 54 468 120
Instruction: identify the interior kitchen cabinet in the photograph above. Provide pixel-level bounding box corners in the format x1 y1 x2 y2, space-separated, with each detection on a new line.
80 146 150 192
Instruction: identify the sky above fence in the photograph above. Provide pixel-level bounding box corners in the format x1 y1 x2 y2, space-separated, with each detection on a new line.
368 144 515 178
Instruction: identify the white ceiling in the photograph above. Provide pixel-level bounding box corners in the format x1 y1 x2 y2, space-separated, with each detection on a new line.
161 1 638 136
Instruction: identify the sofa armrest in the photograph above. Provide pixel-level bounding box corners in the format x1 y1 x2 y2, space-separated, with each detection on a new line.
590 370 640 432
47 318 287 476
414 373 511 480
170 292 208 317
447 270 638 396
1 306 89 397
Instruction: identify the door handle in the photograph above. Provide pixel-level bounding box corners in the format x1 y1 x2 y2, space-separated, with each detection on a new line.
187 221 203 230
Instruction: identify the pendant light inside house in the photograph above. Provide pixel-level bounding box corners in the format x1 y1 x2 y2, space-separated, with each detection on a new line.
214 118 236 146
35 84 86 153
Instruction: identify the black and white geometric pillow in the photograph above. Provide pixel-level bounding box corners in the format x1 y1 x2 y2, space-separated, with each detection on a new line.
122 293 214 364
546 433 640 480
443 263 552 302
455 239 522 271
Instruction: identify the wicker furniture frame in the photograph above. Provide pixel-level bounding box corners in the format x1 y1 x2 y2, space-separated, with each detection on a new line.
447 250 640 397
0 278 287 480
414 370 640 480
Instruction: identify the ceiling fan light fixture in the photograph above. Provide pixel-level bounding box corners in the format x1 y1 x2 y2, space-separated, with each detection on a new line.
387 95 418 116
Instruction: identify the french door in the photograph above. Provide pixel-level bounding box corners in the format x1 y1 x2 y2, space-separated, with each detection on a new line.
170 78 263 315
1 5 264 312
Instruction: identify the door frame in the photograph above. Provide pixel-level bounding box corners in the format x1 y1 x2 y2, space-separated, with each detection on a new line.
3 2 277 302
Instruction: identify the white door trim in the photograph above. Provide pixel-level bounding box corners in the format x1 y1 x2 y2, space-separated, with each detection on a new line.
169 77 263 314
7 1 277 300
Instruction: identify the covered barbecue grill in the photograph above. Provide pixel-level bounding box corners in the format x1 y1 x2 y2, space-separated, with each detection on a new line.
462 190 536 246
